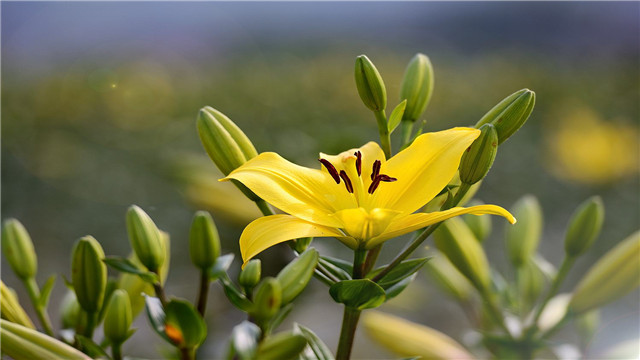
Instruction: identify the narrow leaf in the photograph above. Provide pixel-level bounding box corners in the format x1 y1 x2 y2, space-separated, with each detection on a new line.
38 274 57 308
318 258 351 281
368 258 430 288
103 257 159 283
319 256 353 274
230 321 261 360
383 273 417 300
329 279 386 310
294 323 335 360
210 253 235 281
220 276 253 311
143 295 170 343
75 335 111 360
388 100 408 133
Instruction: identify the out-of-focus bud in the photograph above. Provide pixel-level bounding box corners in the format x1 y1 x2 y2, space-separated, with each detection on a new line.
71 236 107 313
425 255 473 301
1 319 92 360
434 217 490 291
537 293 571 332
569 231 640 314
276 248 319 304
459 124 498 185
189 211 220 270
256 331 308 360
564 196 604 257
363 311 475 360
2 219 37 280
249 277 282 323
475 89 535 144
505 196 543 267
518 259 544 311
197 106 258 176
0 281 35 329
400 53 434 123
126 205 165 273
575 310 600 344
239 259 261 290
59 290 81 330
354 55 387 112
164 299 207 350
463 201 492 242
103 289 132 345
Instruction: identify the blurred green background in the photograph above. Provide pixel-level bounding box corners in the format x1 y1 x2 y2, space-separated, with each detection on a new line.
2 2 638 359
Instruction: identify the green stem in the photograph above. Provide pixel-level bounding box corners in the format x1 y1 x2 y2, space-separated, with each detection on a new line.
478 287 512 337
111 342 123 360
180 347 196 360
530 256 575 330
24 277 54 336
83 311 97 339
255 199 275 216
335 307 362 360
400 120 414 148
362 245 382 275
196 270 210 317
374 110 392 158
153 281 168 308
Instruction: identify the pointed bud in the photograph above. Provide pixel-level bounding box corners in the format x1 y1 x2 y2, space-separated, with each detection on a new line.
2 219 37 280
400 53 434 123
462 201 492 242
459 124 498 185
239 259 261 290
276 248 319 304
505 196 543 267
103 289 132 345
1 319 92 360
564 196 604 257
354 55 387 112
434 217 490 291
518 259 544 311
569 231 640 314
249 277 282 323
71 236 107 313
126 205 165 273
0 281 35 329
475 89 535 144
189 211 220 270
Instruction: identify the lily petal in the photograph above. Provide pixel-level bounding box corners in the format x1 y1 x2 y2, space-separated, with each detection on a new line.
365 204 515 248
225 152 353 227
373 128 480 214
239 215 347 266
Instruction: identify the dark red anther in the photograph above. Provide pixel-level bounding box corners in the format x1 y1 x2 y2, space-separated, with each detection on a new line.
319 159 341 184
339 170 354 193
378 175 397 182
354 151 362 176
371 160 381 180
367 177 381 194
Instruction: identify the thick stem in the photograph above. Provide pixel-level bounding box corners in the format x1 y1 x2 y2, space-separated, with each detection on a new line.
180 347 196 360
400 120 414 148
374 110 392 158
153 282 168 308
335 307 362 360
362 245 382 275
111 342 123 360
83 311 97 339
530 256 575 330
24 277 54 336
196 270 210 317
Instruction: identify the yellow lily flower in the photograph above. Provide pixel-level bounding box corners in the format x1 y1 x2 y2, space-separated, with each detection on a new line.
224 127 515 265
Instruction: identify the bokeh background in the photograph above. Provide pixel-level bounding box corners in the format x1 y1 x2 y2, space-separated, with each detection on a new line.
2 2 639 359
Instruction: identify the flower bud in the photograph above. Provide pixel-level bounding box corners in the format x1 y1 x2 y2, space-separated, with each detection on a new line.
1 281 35 329
569 231 640 314
434 217 490 291
354 55 387 112
71 236 107 313
59 290 81 330
2 219 37 280
505 196 543 267
462 201 492 242
276 248 318 304
197 106 258 176
459 124 498 185
475 89 535 144
103 289 132 345
400 53 434 122
564 196 604 257
239 259 261 290
425 255 473 301
575 310 599 344
126 205 165 273
518 259 544 311
1 319 92 360
538 293 571 332
256 331 308 360
189 211 220 270
249 277 282 323
164 299 207 349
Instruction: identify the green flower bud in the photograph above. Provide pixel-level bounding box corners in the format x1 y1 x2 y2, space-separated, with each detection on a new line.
164 299 207 350
103 289 132 345
1 319 91 360
276 248 318 304
505 195 543 267
239 259 261 290
126 205 165 273
575 310 600 344
518 259 544 311
59 290 81 330
475 89 535 144
459 124 498 185
569 231 640 314
354 55 387 112
462 201 492 242
0 281 35 329
71 236 107 313
564 196 604 257
256 331 308 360
189 211 220 270
2 219 37 280
425 255 473 301
434 217 490 291
400 53 434 122
249 277 282 323
538 293 570 332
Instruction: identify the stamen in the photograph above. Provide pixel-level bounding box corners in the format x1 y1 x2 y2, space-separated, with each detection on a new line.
319 159 341 184
354 151 362 176
378 175 397 182
339 170 354 193
367 177 381 194
371 160 381 180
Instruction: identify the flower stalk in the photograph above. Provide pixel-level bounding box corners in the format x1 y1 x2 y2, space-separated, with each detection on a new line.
24 278 54 336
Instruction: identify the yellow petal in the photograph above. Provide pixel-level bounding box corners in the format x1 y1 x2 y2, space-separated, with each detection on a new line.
332 207 400 243
320 141 386 189
367 204 515 248
239 215 346 266
373 128 480 213
225 152 354 227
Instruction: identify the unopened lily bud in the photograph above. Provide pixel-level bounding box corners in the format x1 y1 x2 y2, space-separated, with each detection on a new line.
2 219 37 280
538 293 571 332
197 107 258 176
355 55 387 112
1 319 92 360
59 290 81 330
426 255 473 301
564 196 604 257
189 211 220 270
463 201 492 242
575 310 600 344
400 53 434 122
505 195 543 267
434 217 490 291
459 124 498 185
276 248 318 304
257 331 308 360
0 281 35 329
126 205 165 273
239 259 261 290
164 299 207 350
249 277 282 323
71 236 107 313
518 259 544 311
569 231 640 314
475 89 535 144
103 289 132 345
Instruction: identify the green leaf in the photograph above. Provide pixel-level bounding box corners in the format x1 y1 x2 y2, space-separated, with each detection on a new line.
220 276 253 311
75 335 111 359
210 253 235 281
267 303 294 335
103 257 159 284
294 323 335 360
383 273 417 300
388 100 408 133
38 274 57 308
143 295 170 343
164 299 207 348
318 258 351 282
329 279 386 310
320 256 353 274
229 321 261 360
368 258 430 288
257 331 308 360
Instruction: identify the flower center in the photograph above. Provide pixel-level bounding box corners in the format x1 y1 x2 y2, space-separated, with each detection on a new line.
319 151 397 196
